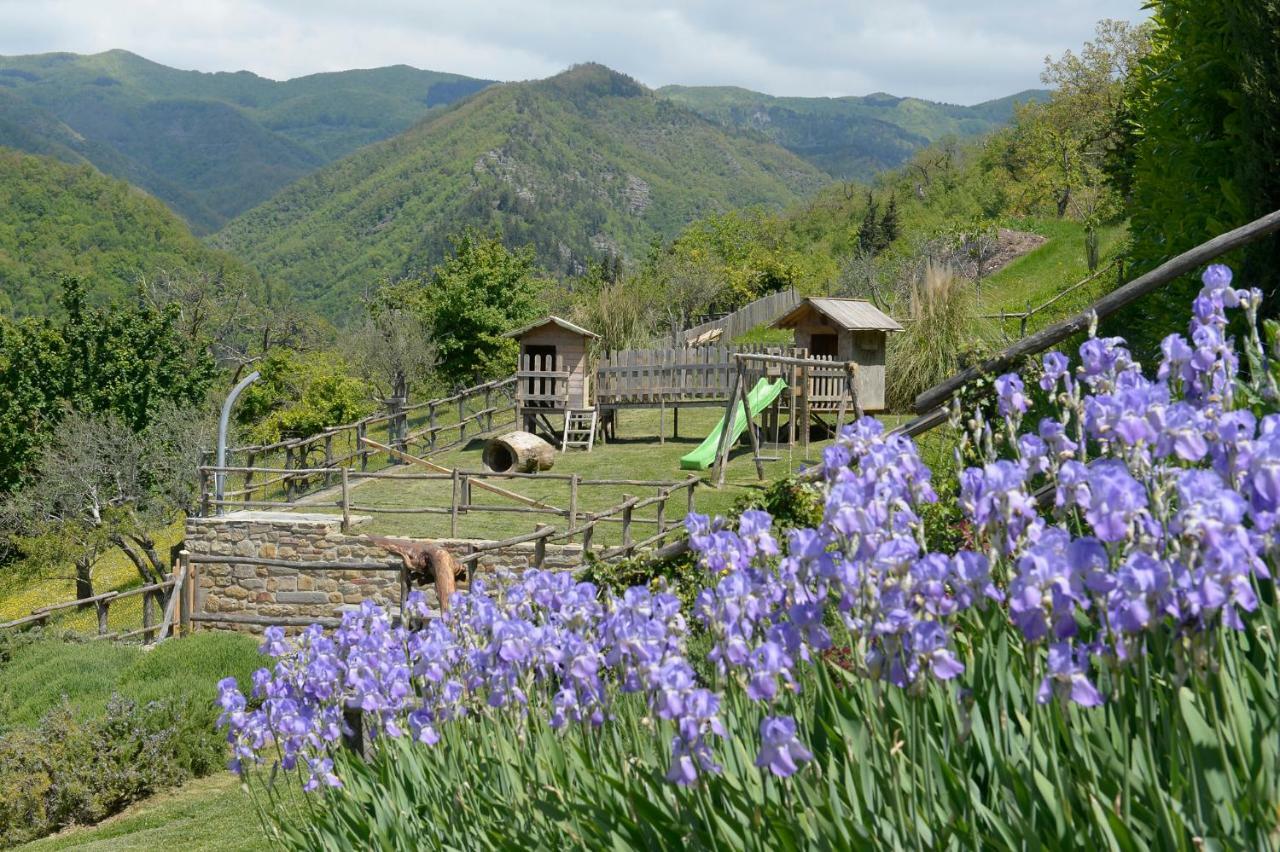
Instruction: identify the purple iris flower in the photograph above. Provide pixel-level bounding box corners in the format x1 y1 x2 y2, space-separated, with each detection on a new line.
755 716 813 778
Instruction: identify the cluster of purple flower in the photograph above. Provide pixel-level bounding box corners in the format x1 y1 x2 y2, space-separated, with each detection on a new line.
219 263 1278 794
219 569 740 790
970 264 1275 703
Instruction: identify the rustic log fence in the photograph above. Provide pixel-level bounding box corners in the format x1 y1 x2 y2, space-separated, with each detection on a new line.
201 463 699 559
0 571 187 643
980 258 1123 338
214 377 518 509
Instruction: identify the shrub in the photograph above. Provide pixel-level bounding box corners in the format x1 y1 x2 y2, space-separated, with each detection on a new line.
886 261 991 411
0 694 224 846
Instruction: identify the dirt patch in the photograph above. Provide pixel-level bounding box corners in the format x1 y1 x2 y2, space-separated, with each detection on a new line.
949 229 1047 281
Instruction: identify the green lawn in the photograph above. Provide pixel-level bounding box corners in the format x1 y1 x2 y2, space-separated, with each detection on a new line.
0 633 261 732
310 406 904 545
979 218 1128 337
21 772 273 852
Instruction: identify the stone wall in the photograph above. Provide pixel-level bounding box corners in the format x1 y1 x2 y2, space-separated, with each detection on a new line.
185 511 583 632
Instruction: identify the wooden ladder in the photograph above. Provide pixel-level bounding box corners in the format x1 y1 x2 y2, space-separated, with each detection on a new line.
561 408 598 452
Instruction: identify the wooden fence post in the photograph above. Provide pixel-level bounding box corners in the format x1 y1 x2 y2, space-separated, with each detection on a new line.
1021 300 1030 338
96 598 110 636
460 474 471 514
357 422 369 471
534 524 548 568
567 474 580 543
179 550 193 638
621 495 634 554
686 477 697 518
142 589 157 645
428 402 438 453
341 467 352 533
801 363 811 458
656 491 667 533
243 452 255 508
458 396 467 446
450 468 460 537
484 386 494 432
284 446 296 502
582 523 594 557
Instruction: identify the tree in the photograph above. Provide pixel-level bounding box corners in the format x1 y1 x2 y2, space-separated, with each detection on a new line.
1112 0 1280 356
857 193 881 254
1 405 211 598
999 19 1151 219
235 350 376 445
0 278 216 491
349 286 438 401
391 230 546 387
879 195 900 246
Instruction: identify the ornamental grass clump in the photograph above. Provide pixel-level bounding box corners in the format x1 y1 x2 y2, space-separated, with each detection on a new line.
221 264 1280 850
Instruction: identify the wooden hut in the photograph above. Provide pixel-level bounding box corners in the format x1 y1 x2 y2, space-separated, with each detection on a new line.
771 297 902 411
504 316 600 448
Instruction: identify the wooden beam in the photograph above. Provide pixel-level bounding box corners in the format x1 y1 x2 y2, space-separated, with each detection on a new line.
359 436 562 513
914 208 1280 414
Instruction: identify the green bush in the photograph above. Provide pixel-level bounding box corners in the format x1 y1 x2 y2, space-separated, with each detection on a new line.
0 633 261 845
732 475 824 532
0 694 225 846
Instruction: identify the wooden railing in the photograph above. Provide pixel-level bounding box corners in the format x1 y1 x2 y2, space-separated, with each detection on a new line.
0 573 186 643
516 352 569 407
201 464 700 560
213 377 517 508
596 345 807 406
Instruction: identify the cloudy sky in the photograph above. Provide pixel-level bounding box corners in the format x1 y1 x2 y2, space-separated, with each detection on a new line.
0 1 1149 104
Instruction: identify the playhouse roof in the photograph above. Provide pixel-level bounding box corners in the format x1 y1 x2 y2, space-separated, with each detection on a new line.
503 315 601 340
772 297 903 333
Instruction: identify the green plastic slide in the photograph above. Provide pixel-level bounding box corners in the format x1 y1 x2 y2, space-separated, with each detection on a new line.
680 377 788 471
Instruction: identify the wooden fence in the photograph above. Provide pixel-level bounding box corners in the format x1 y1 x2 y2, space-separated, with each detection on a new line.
596 345 808 406
201 465 699 561
0 571 189 642
982 259 1123 337
215 377 517 508
681 288 800 345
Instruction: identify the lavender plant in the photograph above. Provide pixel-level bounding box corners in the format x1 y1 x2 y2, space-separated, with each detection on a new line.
220 265 1280 850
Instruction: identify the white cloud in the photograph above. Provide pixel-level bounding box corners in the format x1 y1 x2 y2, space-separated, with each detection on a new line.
0 0 1149 103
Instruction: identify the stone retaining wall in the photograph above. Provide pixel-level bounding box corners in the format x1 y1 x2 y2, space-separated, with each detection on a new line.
185 511 583 632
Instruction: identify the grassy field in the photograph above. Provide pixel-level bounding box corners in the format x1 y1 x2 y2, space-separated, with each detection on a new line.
308 406 897 546
0 520 186 631
0 632 261 731
978 217 1128 338
21 771 271 852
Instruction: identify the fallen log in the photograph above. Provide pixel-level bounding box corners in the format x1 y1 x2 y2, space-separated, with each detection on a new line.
483 431 556 473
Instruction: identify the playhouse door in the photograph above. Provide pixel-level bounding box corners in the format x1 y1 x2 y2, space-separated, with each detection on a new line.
810 334 838 359
524 344 557 404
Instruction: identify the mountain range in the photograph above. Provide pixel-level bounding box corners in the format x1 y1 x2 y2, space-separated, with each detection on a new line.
0 50 492 231
213 64 830 320
0 51 1043 321
660 86 1047 181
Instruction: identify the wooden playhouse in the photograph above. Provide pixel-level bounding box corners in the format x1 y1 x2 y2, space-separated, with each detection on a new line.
505 316 600 449
771 297 903 411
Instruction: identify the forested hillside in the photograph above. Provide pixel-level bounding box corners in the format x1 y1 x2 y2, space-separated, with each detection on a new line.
659 85 1048 180
214 64 830 321
0 147 261 315
0 50 492 230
